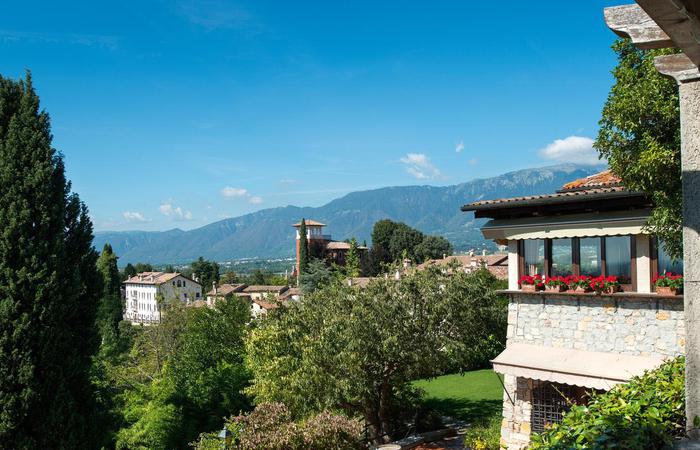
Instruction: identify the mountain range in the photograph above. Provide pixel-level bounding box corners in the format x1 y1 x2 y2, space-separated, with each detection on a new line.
94 164 604 265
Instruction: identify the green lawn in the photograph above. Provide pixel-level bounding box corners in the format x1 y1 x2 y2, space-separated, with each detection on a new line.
413 369 503 424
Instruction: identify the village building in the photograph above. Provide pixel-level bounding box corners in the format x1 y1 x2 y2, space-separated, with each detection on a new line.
205 283 291 317
292 220 367 276
123 272 202 324
416 253 508 280
462 170 685 449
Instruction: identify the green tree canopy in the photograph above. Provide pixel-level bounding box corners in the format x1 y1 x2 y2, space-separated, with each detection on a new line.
245 268 507 444
190 256 220 292
0 72 102 448
595 39 682 258
97 243 124 358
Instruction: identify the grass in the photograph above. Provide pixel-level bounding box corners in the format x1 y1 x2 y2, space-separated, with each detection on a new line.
414 369 504 450
413 369 503 424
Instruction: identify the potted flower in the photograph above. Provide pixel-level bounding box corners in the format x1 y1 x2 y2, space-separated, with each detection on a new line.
519 274 544 292
569 276 592 293
544 276 568 292
654 273 683 296
588 276 620 295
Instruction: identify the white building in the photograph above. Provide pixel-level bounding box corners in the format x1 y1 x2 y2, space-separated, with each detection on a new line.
123 272 202 324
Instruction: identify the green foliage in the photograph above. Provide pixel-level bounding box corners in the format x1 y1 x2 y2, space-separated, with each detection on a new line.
344 238 361 277
122 262 137 280
97 243 124 359
531 357 686 450
298 219 309 274
415 235 453 262
193 403 363 450
0 72 102 449
595 39 682 259
239 268 288 286
113 300 251 449
245 268 507 444
189 256 220 292
298 258 335 293
134 262 154 273
369 219 453 271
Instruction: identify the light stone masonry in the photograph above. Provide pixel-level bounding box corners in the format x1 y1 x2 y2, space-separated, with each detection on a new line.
500 292 685 449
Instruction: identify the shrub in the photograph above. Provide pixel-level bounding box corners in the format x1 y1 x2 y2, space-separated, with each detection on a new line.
192 403 364 450
530 357 685 450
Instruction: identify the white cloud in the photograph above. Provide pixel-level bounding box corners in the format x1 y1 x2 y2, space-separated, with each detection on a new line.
400 153 442 180
248 196 263 204
122 211 149 223
455 141 464 153
221 186 248 198
538 136 604 166
159 201 193 221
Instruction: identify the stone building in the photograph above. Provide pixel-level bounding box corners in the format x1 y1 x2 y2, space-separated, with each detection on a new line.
462 170 685 449
416 253 508 280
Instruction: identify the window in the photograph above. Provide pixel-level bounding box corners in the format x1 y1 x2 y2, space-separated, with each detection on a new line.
524 240 545 276
657 240 683 275
579 238 602 277
551 239 573 276
605 236 631 283
531 382 575 433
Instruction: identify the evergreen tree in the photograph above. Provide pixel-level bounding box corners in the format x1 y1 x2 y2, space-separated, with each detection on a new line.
96 243 123 357
0 73 101 448
122 262 137 280
345 238 361 277
298 219 309 274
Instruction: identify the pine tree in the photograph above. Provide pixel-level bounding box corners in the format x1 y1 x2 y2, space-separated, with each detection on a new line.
0 72 101 449
298 219 309 274
96 243 122 357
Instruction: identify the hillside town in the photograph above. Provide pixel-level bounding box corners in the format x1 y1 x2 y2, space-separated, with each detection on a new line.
1 1 699 450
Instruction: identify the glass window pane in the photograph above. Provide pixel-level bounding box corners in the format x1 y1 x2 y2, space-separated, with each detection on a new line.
524 239 545 276
551 238 573 276
658 240 683 275
605 236 631 283
580 238 602 277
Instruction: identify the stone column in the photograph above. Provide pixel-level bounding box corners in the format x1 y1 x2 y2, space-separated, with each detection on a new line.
657 54 700 438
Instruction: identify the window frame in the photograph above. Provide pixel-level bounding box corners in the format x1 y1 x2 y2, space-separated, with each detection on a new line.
518 236 637 291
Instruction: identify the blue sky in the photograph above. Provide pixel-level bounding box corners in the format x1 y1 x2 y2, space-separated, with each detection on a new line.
1 1 621 231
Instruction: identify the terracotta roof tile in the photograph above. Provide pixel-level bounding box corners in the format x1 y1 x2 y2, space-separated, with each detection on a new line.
125 272 182 285
559 170 622 192
206 283 246 296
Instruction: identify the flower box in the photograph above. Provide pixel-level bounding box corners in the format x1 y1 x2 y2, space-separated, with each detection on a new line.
605 285 621 294
574 286 592 293
654 273 683 296
522 284 543 292
657 286 680 296
545 284 567 293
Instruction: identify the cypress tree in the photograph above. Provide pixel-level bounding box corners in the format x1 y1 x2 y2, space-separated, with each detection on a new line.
298 219 309 274
0 72 101 449
96 243 122 357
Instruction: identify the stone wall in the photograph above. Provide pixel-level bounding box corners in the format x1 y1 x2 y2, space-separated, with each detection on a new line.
500 292 685 450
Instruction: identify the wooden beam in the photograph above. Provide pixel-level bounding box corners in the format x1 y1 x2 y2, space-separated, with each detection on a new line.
604 4 673 49
655 53 700 83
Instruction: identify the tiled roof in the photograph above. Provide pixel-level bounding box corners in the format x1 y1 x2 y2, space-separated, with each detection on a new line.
292 219 326 227
243 285 289 294
206 283 246 296
461 170 638 211
279 287 301 300
326 241 351 250
559 170 622 192
125 272 181 285
416 255 509 280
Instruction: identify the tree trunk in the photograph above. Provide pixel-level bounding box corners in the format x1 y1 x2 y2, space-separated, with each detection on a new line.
378 380 393 444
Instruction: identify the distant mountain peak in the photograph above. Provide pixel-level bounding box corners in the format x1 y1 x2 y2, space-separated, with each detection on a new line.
94 164 603 264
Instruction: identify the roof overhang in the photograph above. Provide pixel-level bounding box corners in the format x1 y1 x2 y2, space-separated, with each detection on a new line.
492 342 666 390
481 209 651 242
462 190 650 220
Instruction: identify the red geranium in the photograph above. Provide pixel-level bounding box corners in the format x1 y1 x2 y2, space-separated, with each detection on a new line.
519 274 544 287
